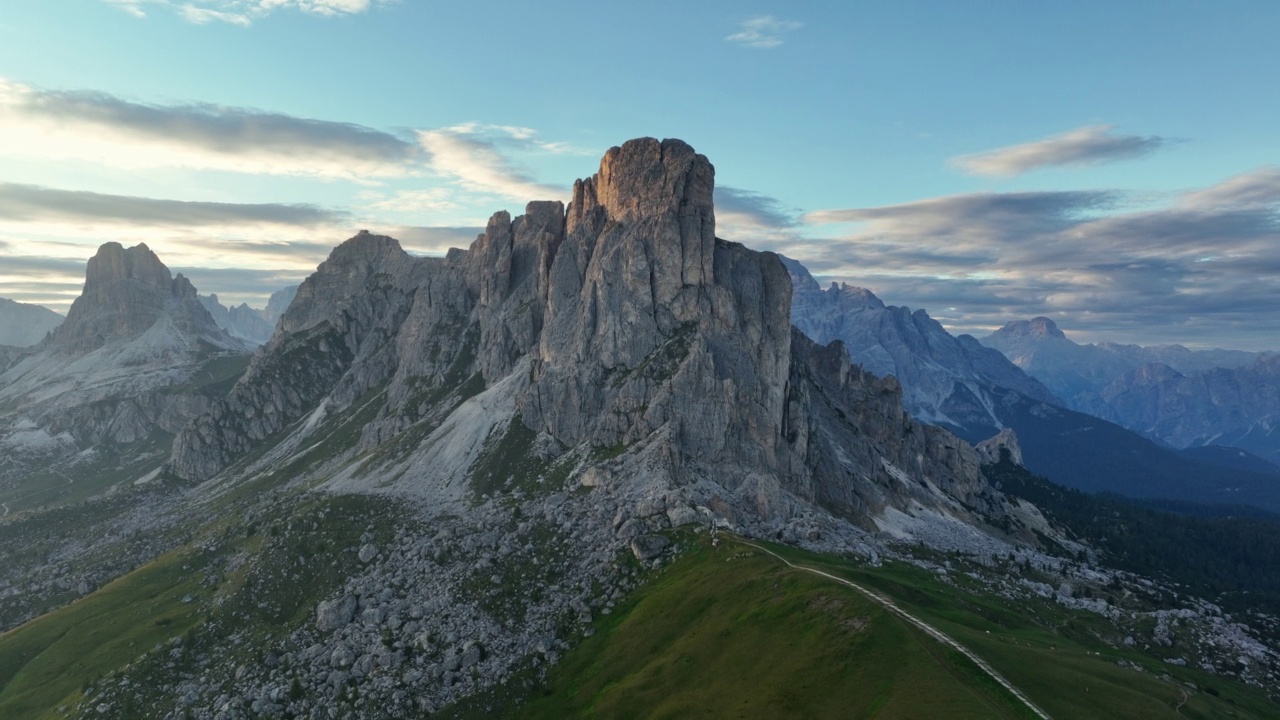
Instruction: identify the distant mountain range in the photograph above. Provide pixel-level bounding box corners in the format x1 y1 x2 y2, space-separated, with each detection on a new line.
783 257 1057 439
198 293 276 346
0 297 63 347
197 285 300 347
982 317 1280 462
784 260 1280 512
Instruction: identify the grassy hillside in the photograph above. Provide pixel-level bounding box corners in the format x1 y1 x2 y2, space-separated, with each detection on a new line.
459 535 1039 720
450 533 1277 720
761 541 1279 720
5 517 1279 719
0 493 402 719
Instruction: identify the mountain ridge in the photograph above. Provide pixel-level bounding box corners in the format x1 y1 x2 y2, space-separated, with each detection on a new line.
983 316 1280 460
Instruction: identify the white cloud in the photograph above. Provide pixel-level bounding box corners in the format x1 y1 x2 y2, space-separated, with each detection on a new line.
1179 166 1280 210
0 78 423 181
104 0 149 18
726 15 803 49
359 188 458 214
102 0 380 25
953 125 1171 177
179 5 252 25
417 124 568 202
796 168 1280 348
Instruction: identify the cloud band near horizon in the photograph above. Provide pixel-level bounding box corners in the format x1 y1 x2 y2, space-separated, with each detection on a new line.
953 125 1172 176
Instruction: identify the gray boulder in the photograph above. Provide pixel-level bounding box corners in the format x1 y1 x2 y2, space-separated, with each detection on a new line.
316 595 358 632
630 535 670 561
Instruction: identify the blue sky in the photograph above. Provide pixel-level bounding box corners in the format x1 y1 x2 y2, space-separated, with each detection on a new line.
1 0 1278 349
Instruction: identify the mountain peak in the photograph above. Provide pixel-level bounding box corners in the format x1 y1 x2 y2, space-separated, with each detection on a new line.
593 137 713 226
779 255 886 311
83 241 171 295
45 242 234 354
997 316 1066 340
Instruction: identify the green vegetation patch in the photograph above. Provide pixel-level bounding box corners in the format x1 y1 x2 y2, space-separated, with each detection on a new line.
760 539 1280 720
508 537 1035 720
0 549 205 719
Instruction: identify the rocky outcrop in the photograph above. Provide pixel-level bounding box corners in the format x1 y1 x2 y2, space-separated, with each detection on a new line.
171 137 1015 538
785 258 1057 439
524 139 792 476
262 285 299 324
976 428 1024 467
0 298 62 347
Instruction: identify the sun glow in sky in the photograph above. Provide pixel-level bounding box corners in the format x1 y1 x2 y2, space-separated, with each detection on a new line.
1 0 1278 349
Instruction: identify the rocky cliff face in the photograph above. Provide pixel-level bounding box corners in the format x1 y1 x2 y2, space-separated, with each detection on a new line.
262 284 299 324
171 138 1015 537
0 297 62 348
784 258 1058 440
45 242 230 355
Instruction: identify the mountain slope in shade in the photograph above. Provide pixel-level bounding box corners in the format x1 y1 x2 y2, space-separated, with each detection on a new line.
0 298 63 348
782 267 1280 512
1178 445 1280 477
989 387 1280 512
783 256 1058 439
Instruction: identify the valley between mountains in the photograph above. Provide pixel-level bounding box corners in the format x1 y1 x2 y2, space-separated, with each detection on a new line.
2 138 1279 719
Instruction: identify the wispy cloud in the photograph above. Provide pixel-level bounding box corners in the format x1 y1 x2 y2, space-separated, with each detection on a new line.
793 169 1280 349
179 5 253 25
725 15 803 49
103 0 381 25
0 183 342 228
104 0 149 18
953 125 1172 177
713 186 801 246
0 78 423 180
387 225 485 255
417 124 569 202
359 188 459 214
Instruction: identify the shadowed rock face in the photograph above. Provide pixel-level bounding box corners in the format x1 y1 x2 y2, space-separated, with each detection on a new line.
171 137 1007 532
